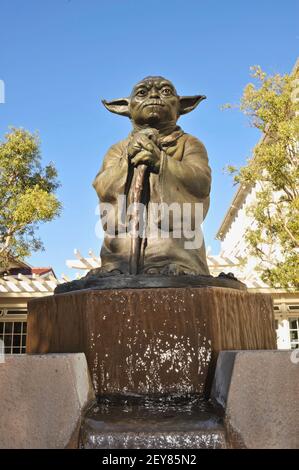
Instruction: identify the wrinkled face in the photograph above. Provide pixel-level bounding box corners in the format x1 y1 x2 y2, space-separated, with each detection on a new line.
129 78 180 127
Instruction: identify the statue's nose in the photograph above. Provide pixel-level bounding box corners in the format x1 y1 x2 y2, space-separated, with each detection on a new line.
148 87 160 98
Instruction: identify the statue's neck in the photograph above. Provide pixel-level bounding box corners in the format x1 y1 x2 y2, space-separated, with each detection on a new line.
132 121 178 137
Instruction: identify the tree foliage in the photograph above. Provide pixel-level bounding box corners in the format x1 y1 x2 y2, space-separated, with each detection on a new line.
0 128 61 267
226 65 299 289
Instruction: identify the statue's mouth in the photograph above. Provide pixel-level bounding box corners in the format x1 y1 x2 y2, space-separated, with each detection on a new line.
143 101 165 108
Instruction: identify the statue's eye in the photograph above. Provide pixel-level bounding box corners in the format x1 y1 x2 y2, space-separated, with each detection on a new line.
136 89 147 96
161 88 172 96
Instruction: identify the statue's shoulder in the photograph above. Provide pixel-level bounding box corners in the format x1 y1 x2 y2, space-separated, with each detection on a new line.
105 137 130 156
182 133 208 156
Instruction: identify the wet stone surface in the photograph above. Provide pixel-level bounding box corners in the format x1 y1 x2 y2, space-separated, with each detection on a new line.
80 394 227 449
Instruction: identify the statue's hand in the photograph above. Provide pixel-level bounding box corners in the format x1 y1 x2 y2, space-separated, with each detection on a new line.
128 134 161 173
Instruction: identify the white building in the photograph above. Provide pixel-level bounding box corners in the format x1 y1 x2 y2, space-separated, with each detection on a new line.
0 259 58 354
212 181 299 350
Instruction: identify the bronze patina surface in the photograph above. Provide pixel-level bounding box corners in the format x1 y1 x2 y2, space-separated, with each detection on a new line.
55 272 246 294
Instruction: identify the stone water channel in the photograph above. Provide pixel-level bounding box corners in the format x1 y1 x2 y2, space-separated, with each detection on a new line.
80 393 227 449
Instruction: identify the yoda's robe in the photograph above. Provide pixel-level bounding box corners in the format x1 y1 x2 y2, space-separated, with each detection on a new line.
93 127 211 275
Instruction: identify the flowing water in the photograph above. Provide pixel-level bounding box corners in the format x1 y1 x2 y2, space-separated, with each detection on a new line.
80 393 227 449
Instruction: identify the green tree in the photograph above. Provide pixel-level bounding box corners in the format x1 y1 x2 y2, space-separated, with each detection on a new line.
0 127 61 267
225 65 299 289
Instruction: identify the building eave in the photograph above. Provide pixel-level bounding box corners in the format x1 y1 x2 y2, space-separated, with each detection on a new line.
215 184 252 241
291 57 299 75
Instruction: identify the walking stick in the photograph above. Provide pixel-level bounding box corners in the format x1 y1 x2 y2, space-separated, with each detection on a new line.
129 129 158 275
129 163 147 275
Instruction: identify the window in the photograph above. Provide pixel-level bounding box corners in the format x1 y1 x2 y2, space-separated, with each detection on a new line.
288 305 299 312
289 317 299 349
0 309 27 354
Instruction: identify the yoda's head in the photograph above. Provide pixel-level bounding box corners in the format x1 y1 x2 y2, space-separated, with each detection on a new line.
102 76 206 131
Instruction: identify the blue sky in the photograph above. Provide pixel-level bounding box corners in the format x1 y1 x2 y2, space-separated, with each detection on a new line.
0 0 298 277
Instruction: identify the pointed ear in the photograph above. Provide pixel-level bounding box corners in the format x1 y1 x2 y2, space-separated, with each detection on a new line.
179 95 206 115
101 98 130 117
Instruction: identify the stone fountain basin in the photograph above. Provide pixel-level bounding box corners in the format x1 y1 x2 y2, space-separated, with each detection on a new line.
27 286 276 396
80 394 226 449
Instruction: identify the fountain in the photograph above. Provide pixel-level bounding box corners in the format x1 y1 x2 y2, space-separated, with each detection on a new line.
26 76 276 449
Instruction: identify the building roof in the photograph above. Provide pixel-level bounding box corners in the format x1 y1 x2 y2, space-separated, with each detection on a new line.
292 57 299 75
215 184 252 241
0 257 32 274
0 257 58 296
2 265 56 278
0 271 58 296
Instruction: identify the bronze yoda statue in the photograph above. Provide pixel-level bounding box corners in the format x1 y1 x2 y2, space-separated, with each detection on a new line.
94 76 211 276
55 76 246 293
